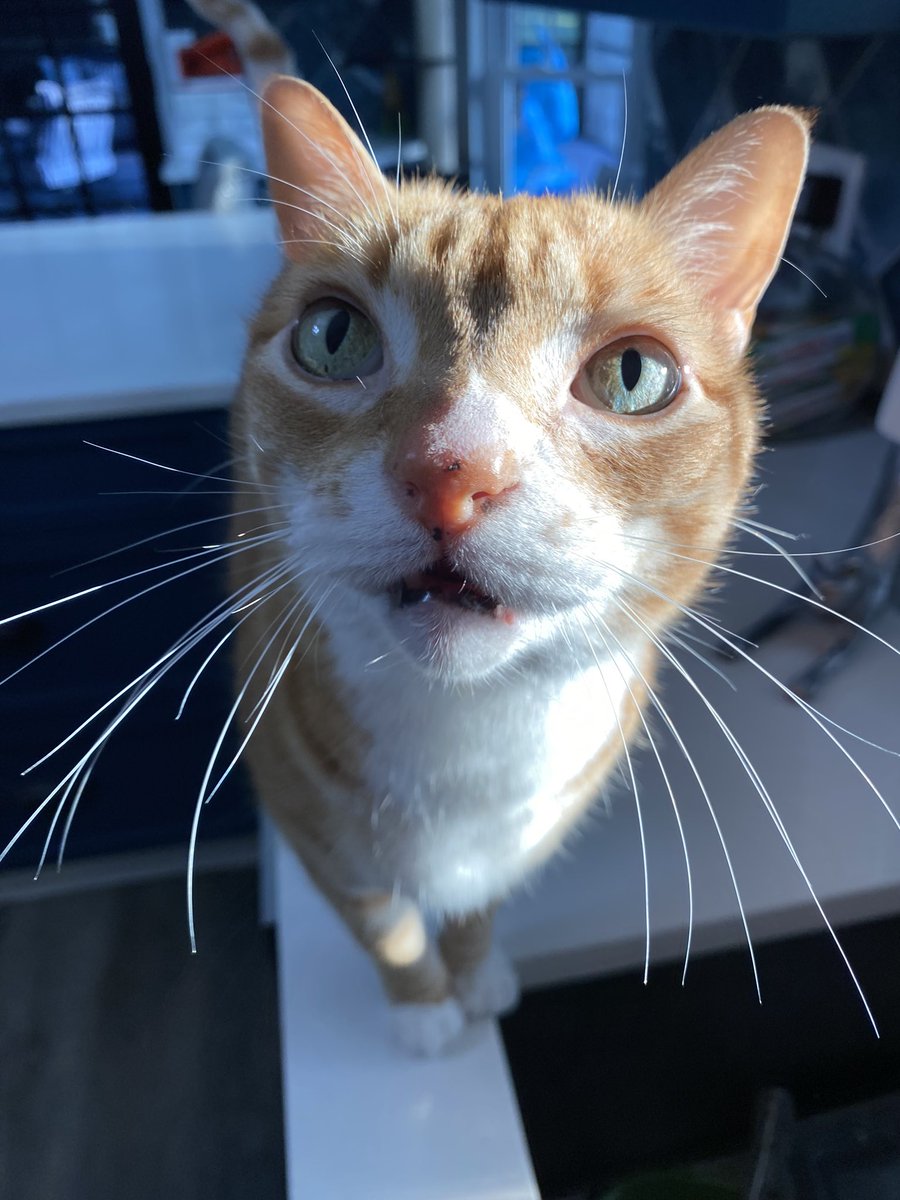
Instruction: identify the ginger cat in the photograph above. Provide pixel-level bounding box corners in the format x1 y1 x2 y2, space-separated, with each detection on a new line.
226 76 810 1054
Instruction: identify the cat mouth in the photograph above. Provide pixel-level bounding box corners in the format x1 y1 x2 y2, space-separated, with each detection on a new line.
397 558 508 618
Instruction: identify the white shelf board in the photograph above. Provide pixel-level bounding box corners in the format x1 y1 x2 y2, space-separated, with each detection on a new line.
0 210 280 426
274 837 539 1200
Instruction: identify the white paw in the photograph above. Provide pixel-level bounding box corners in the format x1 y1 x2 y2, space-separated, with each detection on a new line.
455 945 520 1020
389 997 466 1057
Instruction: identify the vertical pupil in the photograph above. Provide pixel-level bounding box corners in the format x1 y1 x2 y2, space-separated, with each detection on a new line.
621 347 642 391
325 309 351 354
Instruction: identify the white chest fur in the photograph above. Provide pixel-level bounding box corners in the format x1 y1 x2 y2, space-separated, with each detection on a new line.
322 596 636 915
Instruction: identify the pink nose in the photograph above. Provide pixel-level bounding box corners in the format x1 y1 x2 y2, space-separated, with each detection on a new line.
394 435 520 541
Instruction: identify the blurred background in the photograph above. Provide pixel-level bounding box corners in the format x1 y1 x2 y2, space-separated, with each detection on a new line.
1 3 900 1199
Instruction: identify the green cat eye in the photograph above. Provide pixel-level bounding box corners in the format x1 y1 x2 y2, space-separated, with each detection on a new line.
291 300 383 380
580 336 681 415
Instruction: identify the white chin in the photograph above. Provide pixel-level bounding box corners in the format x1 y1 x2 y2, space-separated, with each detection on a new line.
387 596 527 682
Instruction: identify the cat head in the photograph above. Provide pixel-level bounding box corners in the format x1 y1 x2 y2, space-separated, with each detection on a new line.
234 79 809 683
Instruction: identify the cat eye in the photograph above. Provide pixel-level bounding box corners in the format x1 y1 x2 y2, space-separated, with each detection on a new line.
291 300 383 380
577 336 681 416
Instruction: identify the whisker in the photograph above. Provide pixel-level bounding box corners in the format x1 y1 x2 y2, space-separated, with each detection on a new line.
588 611 694 983
54 749 101 872
187 45 380 233
594 552 899 759
56 505 288 576
738 516 802 540
176 564 300 719
728 522 823 595
780 255 827 297
666 627 738 690
574 612 651 983
617 594 880 1030
249 72 379 231
313 32 398 231
82 441 279 490
4 554 295 871
598 561 887 1033
248 192 373 248
1 531 284 685
652 548 900 663
186 580 335 951
677 607 900 827
200 161 367 238
207 584 335 803
23 553 292 774
611 68 627 201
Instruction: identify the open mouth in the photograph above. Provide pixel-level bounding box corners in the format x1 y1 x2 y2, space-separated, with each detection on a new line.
398 558 504 616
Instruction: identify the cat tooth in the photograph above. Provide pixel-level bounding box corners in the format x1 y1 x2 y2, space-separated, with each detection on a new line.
399 581 432 607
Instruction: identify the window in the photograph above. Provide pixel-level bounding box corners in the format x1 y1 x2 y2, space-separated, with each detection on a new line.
465 1 647 199
0 0 169 220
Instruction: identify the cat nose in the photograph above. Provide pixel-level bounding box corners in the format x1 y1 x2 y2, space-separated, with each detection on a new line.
394 440 520 541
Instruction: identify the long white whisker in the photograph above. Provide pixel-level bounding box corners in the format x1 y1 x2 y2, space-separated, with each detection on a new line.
57 506 288 576
574 612 651 983
23 554 292 774
738 516 802 540
607 582 881 1034
589 611 694 983
82 441 279 489
666 627 738 691
54 566 293 864
614 598 767 998
781 255 827 297
188 47 380 230
314 33 398 230
611 69 627 201
208 582 336 803
594 554 899 759
633 546 900 664
199 161 366 234
731 521 822 595
1 555 295 867
186 581 335 951
54 749 101 872
618 594 881 1030
1 532 284 685
675 607 900 830
176 564 301 719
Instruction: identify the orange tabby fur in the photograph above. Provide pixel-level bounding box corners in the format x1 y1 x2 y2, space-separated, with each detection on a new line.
229 77 810 1054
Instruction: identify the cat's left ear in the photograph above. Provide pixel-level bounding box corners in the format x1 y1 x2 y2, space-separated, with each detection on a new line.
642 107 811 354
260 76 392 262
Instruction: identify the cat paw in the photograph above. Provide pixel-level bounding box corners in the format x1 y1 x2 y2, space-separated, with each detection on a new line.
455 945 520 1020
389 997 466 1057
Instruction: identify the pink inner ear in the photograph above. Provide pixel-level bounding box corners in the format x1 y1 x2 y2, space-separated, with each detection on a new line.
260 76 391 261
644 107 811 350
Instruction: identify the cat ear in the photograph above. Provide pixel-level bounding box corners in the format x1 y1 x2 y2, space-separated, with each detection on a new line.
260 76 391 261
643 107 811 353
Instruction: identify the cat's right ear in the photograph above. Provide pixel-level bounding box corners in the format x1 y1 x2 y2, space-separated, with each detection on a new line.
260 76 391 261
642 107 811 355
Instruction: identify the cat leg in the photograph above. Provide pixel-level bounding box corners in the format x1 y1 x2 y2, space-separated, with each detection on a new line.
439 909 520 1020
329 888 466 1056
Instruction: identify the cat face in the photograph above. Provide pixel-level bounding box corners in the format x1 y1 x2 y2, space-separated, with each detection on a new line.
233 82 809 683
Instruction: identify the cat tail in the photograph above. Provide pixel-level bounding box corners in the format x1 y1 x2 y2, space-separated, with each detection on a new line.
184 0 298 97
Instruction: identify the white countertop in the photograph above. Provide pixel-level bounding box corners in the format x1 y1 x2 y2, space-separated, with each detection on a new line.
0 210 280 426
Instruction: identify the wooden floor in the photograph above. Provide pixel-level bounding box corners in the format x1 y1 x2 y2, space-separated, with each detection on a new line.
0 867 285 1200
